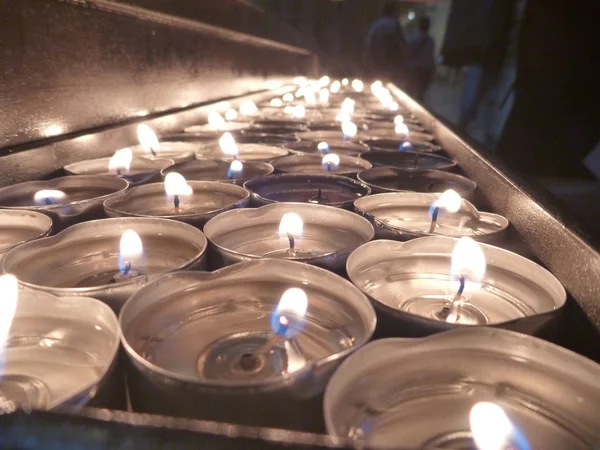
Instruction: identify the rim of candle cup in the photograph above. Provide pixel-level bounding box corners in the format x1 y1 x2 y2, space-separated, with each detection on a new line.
356 167 477 197
64 156 174 176
306 120 368 132
284 140 368 157
161 159 275 183
0 210 54 255
359 150 457 172
119 259 377 388
297 130 370 144
232 133 300 147
3 289 120 409
243 173 371 208
126 143 197 164
194 137 293 162
184 122 249 134
204 202 375 263
102 181 251 222
250 118 309 129
360 138 443 154
323 327 600 442
241 126 305 136
365 129 435 143
2 217 208 299
271 154 372 176
0 175 129 211
346 237 567 328
353 192 509 241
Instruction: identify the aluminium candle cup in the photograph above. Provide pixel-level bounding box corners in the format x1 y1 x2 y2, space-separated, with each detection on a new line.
0 210 53 262
324 328 600 450
240 126 305 137
195 136 292 162
2 218 208 312
271 154 372 178
251 118 309 130
161 160 274 186
204 203 374 272
346 237 566 338
64 156 174 186
297 130 370 146
363 120 427 133
244 173 371 210
127 143 197 164
183 122 249 135
119 260 377 431
103 181 250 228
0 289 120 411
360 150 457 172
364 127 434 143
0 176 128 232
360 137 443 154
354 192 508 243
357 167 477 198
284 140 368 157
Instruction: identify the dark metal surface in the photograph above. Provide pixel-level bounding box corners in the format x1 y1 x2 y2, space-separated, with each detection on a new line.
0 0 316 150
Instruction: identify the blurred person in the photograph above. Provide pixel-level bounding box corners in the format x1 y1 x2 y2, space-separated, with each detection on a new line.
365 1 406 83
405 16 436 101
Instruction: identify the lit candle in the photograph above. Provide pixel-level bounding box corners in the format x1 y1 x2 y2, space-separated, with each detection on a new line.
342 121 358 139
292 105 306 119
428 189 462 233
394 115 404 125
318 75 330 87
137 124 160 157
351 79 364 92
270 98 284 107
395 122 410 139
342 78 349 86
118 229 143 278
228 160 244 179
319 88 330 104
322 153 341 172
239 100 258 117
33 190 66 206
219 132 239 159
370 80 383 94
224 109 238 121
329 80 341 94
282 93 294 103
278 212 303 257
470 402 524 450
317 141 330 153
108 148 133 176
164 172 193 209
208 111 226 130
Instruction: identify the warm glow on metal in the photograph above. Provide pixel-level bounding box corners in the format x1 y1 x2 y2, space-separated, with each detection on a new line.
164 172 193 196
219 132 239 157
137 124 160 154
342 121 358 138
239 100 258 116
33 190 67 205
108 148 133 174
451 237 487 284
470 402 514 450
0 274 19 351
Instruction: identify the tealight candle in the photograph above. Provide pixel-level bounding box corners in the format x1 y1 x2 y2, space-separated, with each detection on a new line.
0 210 53 262
3 217 208 311
360 137 443 154
297 130 369 147
271 154 371 177
244 173 371 209
103 175 250 228
347 237 566 336
195 132 290 162
183 121 248 137
354 192 508 242
127 124 196 163
0 276 120 410
357 167 477 197
204 203 374 272
0 176 128 231
285 140 368 157
251 119 308 131
161 159 274 186
324 328 600 449
359 150 457 171
119 260 376 430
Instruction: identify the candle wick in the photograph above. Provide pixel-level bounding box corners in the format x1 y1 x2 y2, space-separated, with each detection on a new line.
428 206 440 233
249 333 285 363
317 188 323 199
451 274 466 304
286 232 297 256
174 194 180 208
123 261 132 276
44 198 53 206
150 148 157 157
326 163 331 172
117 169 122 176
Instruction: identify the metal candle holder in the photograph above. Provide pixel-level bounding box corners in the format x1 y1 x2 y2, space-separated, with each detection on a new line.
271 154 372 177
119 260 376 431
297 130 369 147
103 181 250 228
361 137 443 154
244 173 371 209
284 140 368 157
359 150 457 171
195 138 290 162
161 160 274 185
324 328 600 449
357 167 477 197
204 203 374 272
64 156 174 186
346 237 566 337
0 210 53 261
0 288 119 410
0 176 128 231
2 217 208 311
128 142 197 164
354 192 508 242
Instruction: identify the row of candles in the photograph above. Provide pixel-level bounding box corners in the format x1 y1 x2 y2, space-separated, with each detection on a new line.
0 77 597 449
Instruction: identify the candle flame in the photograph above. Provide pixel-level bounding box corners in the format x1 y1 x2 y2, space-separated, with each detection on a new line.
341 98 355 115
137 124 160 154
351 79 364 92
108 148 133 174
342 121 358 138
318 75 330 86
224 109 238 121
270 98 284 107
336 111 352 122
317 141 330 153
319 88 330 104
239 100 258 116
228 160 244 179
451 237 486 287
282 93 295 103
271 287 308 339
164 172 193 196
292 105 306 119
394 115 404 125
33 190 67 205
322 153 340 171
303 91 317 105
330 80 341 94
219 132 239 157
395 122 410 137
387 101 399 111
0 274 19 365
279 212 303 240
433 189 462 214
341 78 349 86
470 403 516 450
119 229 143 274
208 111 226 130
